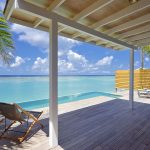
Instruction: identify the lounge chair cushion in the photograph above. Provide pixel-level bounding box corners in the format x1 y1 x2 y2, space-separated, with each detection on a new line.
0 102 24 122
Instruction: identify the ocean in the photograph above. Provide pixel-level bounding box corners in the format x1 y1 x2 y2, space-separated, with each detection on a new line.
0 76 118 109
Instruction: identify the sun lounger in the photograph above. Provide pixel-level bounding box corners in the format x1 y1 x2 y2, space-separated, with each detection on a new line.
138 89 150 98
0 102 44 143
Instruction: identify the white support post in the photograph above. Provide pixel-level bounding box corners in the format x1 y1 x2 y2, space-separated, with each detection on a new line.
129 48 134 110
141 49 144 69
49 19 58 148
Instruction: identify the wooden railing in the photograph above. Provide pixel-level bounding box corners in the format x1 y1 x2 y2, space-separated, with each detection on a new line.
115 69 150 90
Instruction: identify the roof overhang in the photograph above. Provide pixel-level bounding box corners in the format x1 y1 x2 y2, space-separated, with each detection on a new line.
4 0 150 50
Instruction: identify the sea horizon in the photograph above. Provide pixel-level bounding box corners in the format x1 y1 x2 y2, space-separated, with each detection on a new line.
0 74 115 77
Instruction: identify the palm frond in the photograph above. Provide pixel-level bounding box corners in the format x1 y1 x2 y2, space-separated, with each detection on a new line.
0 11 14 64
143 45 150 56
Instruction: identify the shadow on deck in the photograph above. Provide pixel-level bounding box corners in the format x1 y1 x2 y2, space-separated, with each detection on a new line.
1 99 150 150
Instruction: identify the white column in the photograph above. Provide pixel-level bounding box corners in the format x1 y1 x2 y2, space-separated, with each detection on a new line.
49 19 58 148
129 48 134 110
140 49 144 69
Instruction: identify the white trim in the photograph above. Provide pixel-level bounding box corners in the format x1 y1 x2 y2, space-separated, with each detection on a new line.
105 14 150 35
49 19 58 148
73 0 114 21
91 0 150 29
129 49 134 110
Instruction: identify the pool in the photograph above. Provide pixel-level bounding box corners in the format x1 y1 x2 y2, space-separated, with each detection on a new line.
18 91 121 110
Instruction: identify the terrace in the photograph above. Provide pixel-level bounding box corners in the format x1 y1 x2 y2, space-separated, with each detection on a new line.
2 0 150 149
1 92 150 150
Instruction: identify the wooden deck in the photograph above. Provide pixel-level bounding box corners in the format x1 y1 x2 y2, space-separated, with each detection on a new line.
58 99 150 150
1 98 150 150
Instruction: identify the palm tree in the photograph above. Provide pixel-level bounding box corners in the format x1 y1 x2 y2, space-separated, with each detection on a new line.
140 45 150 69
143 45 150 56
0 11 14 64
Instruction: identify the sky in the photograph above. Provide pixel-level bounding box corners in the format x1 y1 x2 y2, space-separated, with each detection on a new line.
0 1 150 75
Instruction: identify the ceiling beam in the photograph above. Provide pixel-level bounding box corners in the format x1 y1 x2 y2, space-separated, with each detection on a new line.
105 14 150 35
85 37 96 42
133 37 150 46
47 0 66 11
33 18 44 28
32 0 66 28
125 32 150 42
60 0 113 34
111 45 124 50
85 37 97 42
58 26 67 32
116 24 150 39
91 0 150 29
73 0 114 21
71 32 83 38
71 0 150 38
137 42 150 47
15 0 137 49
96 41 105 45
10 17 49 32
4 0 15 20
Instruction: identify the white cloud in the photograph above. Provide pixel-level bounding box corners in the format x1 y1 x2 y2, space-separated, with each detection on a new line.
102 71 111 74
10 56 25 68
96 56 114 66
118 64 123 69
145 57 149 62
11 24 81 53
58 59 75 73
11 24 49 51
32 57 48 73
67 50 88 67
59 37 80 50
58 37 81 57
10 24 115 74
58 50 88 73
25 57 31 61
29 50 115 75
134 61 140 67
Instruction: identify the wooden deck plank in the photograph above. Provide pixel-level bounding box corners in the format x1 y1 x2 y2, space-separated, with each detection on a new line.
58 99 150 150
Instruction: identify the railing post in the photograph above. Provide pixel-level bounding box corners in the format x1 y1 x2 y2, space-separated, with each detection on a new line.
129 48 134 110
49 19 58 148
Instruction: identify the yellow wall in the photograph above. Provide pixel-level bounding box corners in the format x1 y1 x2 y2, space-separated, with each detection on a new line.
115 69 150 89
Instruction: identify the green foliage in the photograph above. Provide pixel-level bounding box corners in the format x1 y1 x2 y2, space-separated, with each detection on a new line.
0 11 14 64
143 45 150 56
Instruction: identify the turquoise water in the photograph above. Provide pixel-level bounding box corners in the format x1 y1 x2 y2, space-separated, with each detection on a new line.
0 76 119 109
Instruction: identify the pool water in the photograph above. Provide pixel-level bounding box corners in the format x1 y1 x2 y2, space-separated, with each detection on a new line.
18 91 121 110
